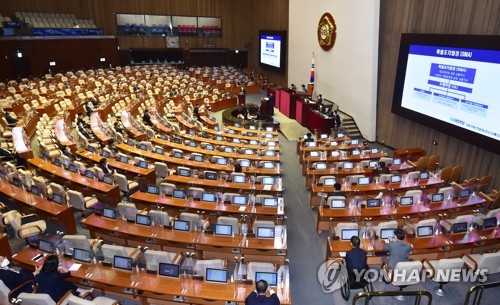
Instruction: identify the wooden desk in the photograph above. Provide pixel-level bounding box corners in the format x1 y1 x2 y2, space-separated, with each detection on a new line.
90 112 112 144
149 108 174 136
76 150 156 185
152 138 280 162
226 125 279 136
28 158 121 204
316 195 486 233
12 126 34 159
81 214 288 264
296 136 352 154
121 110 146 141
327 228 500 265
178 133 280 152
301 152 388 175
130 191 285 219
54 118 76 152
310 177 443 208
166 174 283 195
117 143 282 176
0 233 12 259
0 179 76 233
298 144 366 164
393 148 426 162
12 247 291 305
202 126 279 143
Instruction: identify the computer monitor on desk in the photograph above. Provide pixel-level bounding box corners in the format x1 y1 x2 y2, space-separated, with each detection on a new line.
343 162 354 170
206 268 228 283
173 220 190 232
431 193 445 203
483 217 498 229
452 222 468 234
103 207 117 219
323 178 336 186
380 228 395 240
255 272 278 286
329 199 346 209
341 229 359 241
158 263 180 278
399 196 413 206
136 214 152 226
459 188 471 199
215 224 232 236
201 192 217 203
73 248 92 263
232 195 247 205
366 198 381 208
39 239 54 253
173 189 185 199
263 198 278 207
390 175 401 183
51 193 64 205
113 255 133 271
257 227 275 238
30 185 41 196
417 226 433 237
147 185 160 195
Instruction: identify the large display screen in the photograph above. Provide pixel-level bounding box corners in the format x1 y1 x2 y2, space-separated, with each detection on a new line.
259 31 286 72
392 34 500 152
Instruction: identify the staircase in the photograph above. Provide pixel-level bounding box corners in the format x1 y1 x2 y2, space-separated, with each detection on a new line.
338 111 362 138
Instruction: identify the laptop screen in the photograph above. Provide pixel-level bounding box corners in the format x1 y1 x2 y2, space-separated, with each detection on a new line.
216 158 227 165
265 150 275 156
114 255 133 271
205 172 217 180
179 169 191 177
119 156 129 164
173 152 183 159
155 147 164 155
417 226 433 237
73 248 91 263
343 162 354 169
215 224 232 236
483 217 497 229
380 228 395 239
206 268 227 283
371 148 379 154
358 177 370 185
136 214 152 226
310 151 319 157
30 185 41 196
147 185 159 195
351 139 359 145
369 161 378 168
400 196 413 206
341 229 359 241
52 193 64 205
232 196 247 205
173 220 190 231
201 193 216 202
257 227 275 238
262 177 275 185
68 163 78 173
390 175 402 183
315 163 327 170
233 175 246 183
331 151 340 157
39 239 54 253
255 272 278 286
245 149 254 155
431 193 444 203
158 263 180 278
330 199 346 208
419 172 430 180
103 208 117 219
393 158 402 165
263 198 278 207
324 178 336 186
138 160 149 169
452 222 468 233
459 188 471 198
240 160 251 168
366 198 381 208
173 189 185 199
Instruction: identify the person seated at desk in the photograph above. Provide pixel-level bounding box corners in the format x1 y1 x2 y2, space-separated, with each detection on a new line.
346 236 368 271
142 110 153 126
303 133 314 144
193 105 201 121
5 112 19 125
35 255 90 301
245 280 280 305
76 113 87 128
113 121 124 134
289 84 297 92
97 157 113 176
333 182 348 196
301 84 307 93
0 256 41 298
316 94 323 105
234 163 242 173
89 98 100 108
382 228 411 269
373 161 390 175
78 124 93 140
84 103 94 117
61 145 78 161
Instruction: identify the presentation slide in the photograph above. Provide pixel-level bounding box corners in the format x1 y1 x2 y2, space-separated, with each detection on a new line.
401 45 500 141
260 34 281 68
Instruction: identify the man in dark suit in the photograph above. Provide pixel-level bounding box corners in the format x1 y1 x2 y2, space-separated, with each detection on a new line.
332 182 348 196
316 94 323 105
245 280 280 305
303 133 314 144
84 103 94 117
142 110 152 126
346 236 367 271
374 161 390 175
0 256 41 298
382 228 412 268
333 111 341 129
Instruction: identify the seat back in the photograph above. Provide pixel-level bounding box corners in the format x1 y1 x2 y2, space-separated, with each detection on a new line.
217 216 240 234
440 167 452 185
101 244 129 263
252 220 275 233
117 202 138 221
18 292 55 305
437 186 454 199
180 212 202 230
449 166 463 183
403 190 422 203
62 234 91 252
247 262 275 281
68 295 96 305
113 173 129 192
154 162 169 178
390 261 422 286
149 210 171 227
0 280 11 305
431 258 464 282
144 249 178 271
187 187 204 199
160 183 176 196
478 252 500 275
194 259 225 277
67 190 86 211
376 220 398 238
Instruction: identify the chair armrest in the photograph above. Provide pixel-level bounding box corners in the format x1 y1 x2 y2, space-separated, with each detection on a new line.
172 251 183 265
56 290 78 305
8 280 36 301
380 262 394 283
450 182 465 191
407 160 416 167
80 291 95 300
462 253 478 273
20 214 40 220
18 225 44 238
421 258 435 278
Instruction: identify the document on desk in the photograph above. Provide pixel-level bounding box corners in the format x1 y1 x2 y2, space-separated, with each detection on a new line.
263 185 272 191
238 206 246 212
69 263 82 271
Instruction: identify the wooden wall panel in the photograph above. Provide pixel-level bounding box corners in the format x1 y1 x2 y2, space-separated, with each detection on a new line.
378 0 500 190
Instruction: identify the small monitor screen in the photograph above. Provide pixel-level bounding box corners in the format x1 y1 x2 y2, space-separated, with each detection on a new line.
84 170 95 179
179 169 191 177
30 185 41 196
452 222 468 233
216 136 224 141
319 134 328 139
369 161 378 168
147 185 159 194
390 175 402 183
351 139 359 145
52 193 64 205
459 188 471 198
127 139 134 146
103 175 113 185
103 208 117 219
310 151 319 157
341 229 359 241
331 151 340 157
263 198 278 207
206 144 215 151
194 155 204 162
380 228 395 240
343 162 354 169
331 141 339 146
250 140 259 145
400 196 413 206
88 145 96 153
155 147 164 155
431 193 444 203
263 162 275 169
201 193 216 202
119 156 129 164
234 123 241 128
114 255 133 271
265 127 273 132
245 149 254 155
213 126 220 131
160 134 168 140
393 158 402 165
173 189 185 199
371 148 379 154
324 178 336 186
11 177 21 187
68 163 77 173
233 175 246 183
173 138 182 144
54 158 62 167
39 239 54 253
358 177 370 185
224 147 233 153
315 163 327 170
233 138 241 143
240 160 251 168
337 133 345 138
352 150 361 156
228 130 235 134
330 199 346 208
206 268 227 283
103 151 111 158
205 172 217 180
417 226 433 237
268 142 276 147
188 130 195 136
215 224 232 236
366 198 381 208
189 141 197 148
255 272 278 286
139 144 147 150
265 133 273 138
158 263 180 278
262 177 275 185
136 214 152 226
73 248 91 263
173 220 190 231
232 195 247 205
138 160 149 169
307 142 317 147
265 150 275 156
249 125 256 130
257 227 275 238
216 158 227 165
483 217 497 229
419 172 430 180
173 152 183 159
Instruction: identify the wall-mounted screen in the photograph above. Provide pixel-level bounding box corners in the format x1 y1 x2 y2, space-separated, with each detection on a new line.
259 30 286 72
